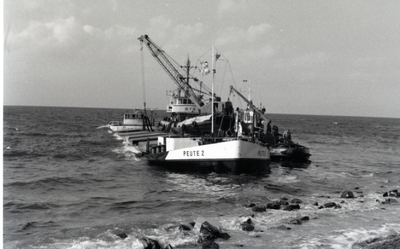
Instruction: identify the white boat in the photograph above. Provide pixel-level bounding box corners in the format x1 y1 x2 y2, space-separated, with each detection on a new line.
107 112 151 133
146 136 270 174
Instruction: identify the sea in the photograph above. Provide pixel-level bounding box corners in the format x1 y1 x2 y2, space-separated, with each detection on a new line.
3 105 400 249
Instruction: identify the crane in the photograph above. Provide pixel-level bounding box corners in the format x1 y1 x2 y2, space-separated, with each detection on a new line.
229 85 270 124
138 34 211 108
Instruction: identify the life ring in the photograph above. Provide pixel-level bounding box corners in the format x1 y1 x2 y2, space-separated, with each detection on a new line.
191 121 197 127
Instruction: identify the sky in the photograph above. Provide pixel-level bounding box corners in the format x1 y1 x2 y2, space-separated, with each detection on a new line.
3 0 400 118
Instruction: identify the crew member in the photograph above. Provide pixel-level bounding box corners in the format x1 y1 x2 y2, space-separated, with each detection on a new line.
283 129 293 144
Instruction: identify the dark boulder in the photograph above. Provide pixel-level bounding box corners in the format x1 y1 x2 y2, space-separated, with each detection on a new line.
201 240 219 249
300 216 310 221
200 221 230 241
117 232 128 239
341 190 355 198
283 204 300 211
179 222 195 231
383 190 400 198
322 202 341 209
252 205 267 212
246 203 256 208
139 237 162 249
270 225 291 230
240 218 255 232
267 201 281 210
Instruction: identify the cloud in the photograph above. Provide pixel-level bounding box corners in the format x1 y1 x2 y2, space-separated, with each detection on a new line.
217 0 247 16
215 23 272 46
9 16 80 50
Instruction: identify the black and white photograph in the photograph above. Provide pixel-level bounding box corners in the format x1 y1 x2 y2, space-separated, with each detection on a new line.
3 1 400 248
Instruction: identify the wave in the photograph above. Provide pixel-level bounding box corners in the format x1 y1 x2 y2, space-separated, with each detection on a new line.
4 176 87 189
4 201 60 211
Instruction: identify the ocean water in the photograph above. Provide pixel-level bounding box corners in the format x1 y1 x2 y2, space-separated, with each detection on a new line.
3 106 400 249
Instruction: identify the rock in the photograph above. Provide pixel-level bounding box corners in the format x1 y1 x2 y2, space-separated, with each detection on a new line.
283 204 300 211
300 216 310 221
341 190 355 198
313 202 319 206
139 237 162 249
382 198 398 204
179 222 195 231
323 202 338 208
200 221 230 241
289 219 302 225
117 232 128 239
271 225 291 230
240 218 254 232
291 198 303 204
246 203 256 208
384 190 400 197
201 240 219 249
266 201 281 210
252 205 267 212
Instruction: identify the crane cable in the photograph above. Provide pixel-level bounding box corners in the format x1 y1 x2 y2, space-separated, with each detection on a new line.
140 41 147 115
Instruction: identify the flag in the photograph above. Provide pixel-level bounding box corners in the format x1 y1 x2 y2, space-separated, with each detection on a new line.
200 61 210 75
215 53 221 61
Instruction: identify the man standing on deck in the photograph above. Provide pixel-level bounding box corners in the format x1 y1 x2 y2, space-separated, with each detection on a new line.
283 129 293 144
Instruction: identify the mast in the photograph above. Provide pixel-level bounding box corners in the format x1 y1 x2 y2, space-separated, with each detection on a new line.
211 46 215 135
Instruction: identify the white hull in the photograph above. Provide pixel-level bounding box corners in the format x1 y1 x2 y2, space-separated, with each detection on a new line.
146 138 270 174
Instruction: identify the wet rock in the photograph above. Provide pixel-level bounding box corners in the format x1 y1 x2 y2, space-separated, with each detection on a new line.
322 202 341 209
252 205 267 212
201 240 219 249
246 203 256 208
341 190 355 198
139 237 162 249
199 221 230 241
289 219 302 225
300 216 310 221
179 222 195 231
290 198 303 204
117 232 128 239
266 201 281 210
383 190 400 198
270 225 291 230
240 218 254 232
279 198 290 205
283 204 300 211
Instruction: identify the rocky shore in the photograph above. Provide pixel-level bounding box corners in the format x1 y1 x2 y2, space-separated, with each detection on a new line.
115 188 400 248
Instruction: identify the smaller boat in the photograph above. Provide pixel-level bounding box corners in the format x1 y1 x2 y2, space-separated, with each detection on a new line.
270 143 311 162
107 111 153 133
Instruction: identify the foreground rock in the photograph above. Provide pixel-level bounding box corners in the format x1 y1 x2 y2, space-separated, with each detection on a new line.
341 190 355 198
383 189 400 198
199 221 230 241
319 202 341 209
139 237 162 249
240 218 255 231
353 234 400 249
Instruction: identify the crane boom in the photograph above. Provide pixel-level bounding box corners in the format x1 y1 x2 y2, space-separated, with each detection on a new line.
230 85 270 124
138 35 205 107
